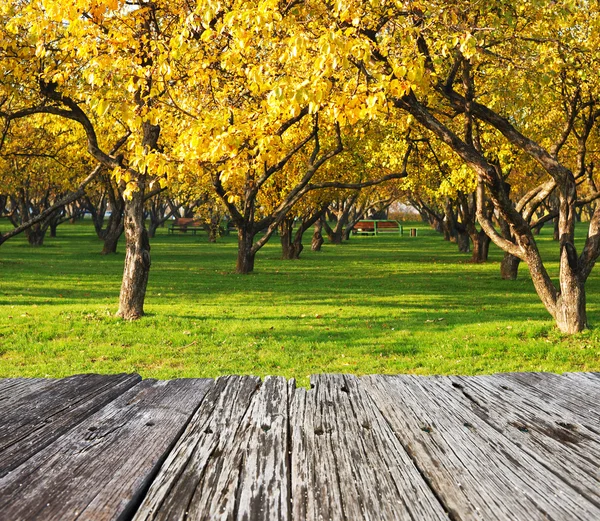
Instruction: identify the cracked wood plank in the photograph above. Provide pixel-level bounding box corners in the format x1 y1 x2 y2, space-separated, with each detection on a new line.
0 378 212 521
491 372 600 429
0 373 141 477
446 374 600 507
361 374 600 521
134 375 290 521
0 378 54 406
290 374 450 521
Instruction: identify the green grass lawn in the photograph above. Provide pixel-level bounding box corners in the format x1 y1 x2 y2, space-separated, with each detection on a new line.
0 219 598 386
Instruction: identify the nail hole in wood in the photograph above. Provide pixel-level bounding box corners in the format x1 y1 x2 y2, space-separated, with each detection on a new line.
314 426 324 435
261 424 271 432
340 385 349 393
205 428 213 434
500 385 513 391
88 426 97 432
451 382 463 389
463 422 474 429
421 426 433 433
362 422 371 430
145 421 155 427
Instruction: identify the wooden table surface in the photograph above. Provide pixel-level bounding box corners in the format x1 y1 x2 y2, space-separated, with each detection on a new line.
0 372 598 520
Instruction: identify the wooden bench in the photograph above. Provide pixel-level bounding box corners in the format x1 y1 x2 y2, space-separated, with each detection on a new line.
352 220 403 236
168 218 203 235
352 221 376 235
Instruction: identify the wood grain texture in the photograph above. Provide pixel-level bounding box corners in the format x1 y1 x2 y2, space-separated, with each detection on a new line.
133 375 289 521
0 372 599 521
562 371 600 387
361 374 600 521
447 374 600 506
0 373 141 477
0 378 54 406
290 374 449 521
0 378 212 521
492 372 600 428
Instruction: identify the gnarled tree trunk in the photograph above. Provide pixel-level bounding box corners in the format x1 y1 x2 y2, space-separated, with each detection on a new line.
280 217 298 260
236 226 256 274
312 219 324 251
100 216 124 254
500 253 521 280
555 278 586 334
470 230 490 263
456 229 470 253
117 121 158 319
117 188 150 320
25 225 46 246
323 219 344 244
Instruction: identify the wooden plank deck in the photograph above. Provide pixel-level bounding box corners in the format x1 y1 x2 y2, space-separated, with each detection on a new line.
0 372 598 520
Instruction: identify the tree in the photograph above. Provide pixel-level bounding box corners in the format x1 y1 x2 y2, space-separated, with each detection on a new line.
0 115 90 246
0 0 184 319
316 1 600 333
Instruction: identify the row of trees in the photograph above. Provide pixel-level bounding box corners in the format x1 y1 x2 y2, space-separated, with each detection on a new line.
0 166 397 253
1 0 599 334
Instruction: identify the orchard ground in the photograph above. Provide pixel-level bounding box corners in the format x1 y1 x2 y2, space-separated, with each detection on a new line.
0 219 598 388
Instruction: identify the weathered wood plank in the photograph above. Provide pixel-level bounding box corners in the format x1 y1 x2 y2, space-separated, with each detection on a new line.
234 376 290 521
491 372 600 428
562 371 600 387
0 378 213 521
0 373 141 477
290 374 449 521
446 374 600 506
361 374 600 521
133 375 283 521
0 377 54 406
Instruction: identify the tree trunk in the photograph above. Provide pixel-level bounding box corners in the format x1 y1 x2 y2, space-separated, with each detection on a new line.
431 216 444 235
328 226 344 244
117 189 150 319
323 211 349 244
100 211 124 254
342 226 353 241
26 225 46 246
470 230 490 263
236 226 256 274
555 278 586 334
290 235 304 259
441 220 453 241
553 217 560 241
49 221 58 238
312 219 324 252
500 253 521 280
457 229 470 252
280 217 296 260
101 222 124 255
208 216 220 243
147 220 159 239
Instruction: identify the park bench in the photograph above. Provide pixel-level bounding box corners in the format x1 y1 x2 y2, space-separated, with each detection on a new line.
352 219 403 236
168 218 203 234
